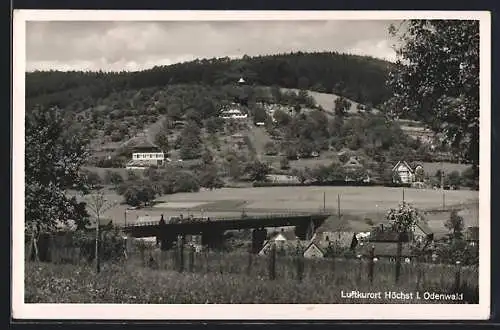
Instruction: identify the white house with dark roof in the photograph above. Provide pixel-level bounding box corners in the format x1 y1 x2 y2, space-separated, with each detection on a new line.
124 133 165 169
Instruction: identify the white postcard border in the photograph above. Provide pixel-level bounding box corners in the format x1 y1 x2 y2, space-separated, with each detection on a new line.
12 10 491 320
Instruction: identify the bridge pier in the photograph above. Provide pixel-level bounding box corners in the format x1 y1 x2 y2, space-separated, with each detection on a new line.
294 218 316 241
158 234 176 251
251 228 267 254
202 230 225 250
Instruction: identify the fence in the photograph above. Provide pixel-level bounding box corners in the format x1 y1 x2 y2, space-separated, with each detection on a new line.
26 231 480 303
117 239 478 300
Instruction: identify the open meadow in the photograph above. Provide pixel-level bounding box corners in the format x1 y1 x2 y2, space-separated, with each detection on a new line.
81 186 479 235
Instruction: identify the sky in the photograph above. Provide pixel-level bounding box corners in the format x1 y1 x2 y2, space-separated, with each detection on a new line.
26 20 401 72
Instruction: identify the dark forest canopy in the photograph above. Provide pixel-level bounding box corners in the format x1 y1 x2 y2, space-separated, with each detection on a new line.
26 51 395 112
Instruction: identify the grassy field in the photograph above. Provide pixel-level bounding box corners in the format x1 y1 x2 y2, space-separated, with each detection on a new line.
279 87 380 116
81 186 478 235
25 252 478 304
421 162 471 175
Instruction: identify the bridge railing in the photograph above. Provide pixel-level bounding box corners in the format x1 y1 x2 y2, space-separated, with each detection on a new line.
120 211 332 229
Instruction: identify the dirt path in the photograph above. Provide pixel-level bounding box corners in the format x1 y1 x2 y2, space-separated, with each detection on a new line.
245 123 271 161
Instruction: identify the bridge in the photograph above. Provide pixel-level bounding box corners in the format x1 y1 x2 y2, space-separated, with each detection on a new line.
120 212 332 253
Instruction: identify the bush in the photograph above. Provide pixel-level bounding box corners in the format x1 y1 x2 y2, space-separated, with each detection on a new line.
123 181 157 207
280 157 290 170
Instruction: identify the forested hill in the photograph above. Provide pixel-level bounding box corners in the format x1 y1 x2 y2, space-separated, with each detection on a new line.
26 52 394 111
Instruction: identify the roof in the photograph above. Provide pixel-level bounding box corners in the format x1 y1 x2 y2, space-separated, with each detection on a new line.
313 231 354 248
358 242 416 257
259 239 304 255
304 241 326 256
369 230 411 242
121 133 160 151
415 221 434 236
269 230 298 241
343 157 363 169
392 160 414 173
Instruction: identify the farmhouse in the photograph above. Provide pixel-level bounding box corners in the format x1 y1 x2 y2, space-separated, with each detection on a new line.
358 242 416 262
303 231 354 258
369 221 434 245
303 241 326 258
124 134 165 169
343 157 370 182
465 226 479 246
258 231 301 256
220 107 248 120
392 160 425 184
413 221 434 243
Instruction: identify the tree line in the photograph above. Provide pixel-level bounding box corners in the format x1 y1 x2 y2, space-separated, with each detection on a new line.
26 51 393 113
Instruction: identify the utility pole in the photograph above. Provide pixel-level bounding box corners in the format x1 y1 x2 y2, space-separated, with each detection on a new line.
441 161 445 210
402 188 405 203
323 192 326 212
337 194 341 221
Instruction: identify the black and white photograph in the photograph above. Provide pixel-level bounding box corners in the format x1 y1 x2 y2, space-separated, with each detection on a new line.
12 10 490 320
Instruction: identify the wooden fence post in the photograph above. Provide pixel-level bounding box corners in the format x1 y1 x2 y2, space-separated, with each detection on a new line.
247 248 253 276
178 235 184 273
205 249 210 274
268 243 276 280
188 245 195 272
140 245 145 267
454 261 462 292
395 233 403 283
368 245 375 284
296 243 304 282
219 250 224 275
357 257 363 284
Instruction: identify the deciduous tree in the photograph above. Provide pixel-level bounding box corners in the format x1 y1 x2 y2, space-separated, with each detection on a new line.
388 20 479 169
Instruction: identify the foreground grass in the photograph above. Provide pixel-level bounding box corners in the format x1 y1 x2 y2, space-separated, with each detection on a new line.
25 257 478 304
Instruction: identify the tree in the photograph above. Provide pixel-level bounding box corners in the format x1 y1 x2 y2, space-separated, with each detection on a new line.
201 148 214 165
228 158 242 180
82 170 102 189
179 121 203 160
25 106 90 260
173 171 200 193
388 20 479 170
199 165 224 190
87 190 117 273
205 117 224 134
264 141 279 156
461 166 479 190
253 105 268 124
127 170 140 182
273 109 291 126
414 165 425 182
246 160 270 182
154 131 170 153
123 181 156 207
445 210 464 240
334 96 351 117
386 202 425 233
447 170 462 188
280 157 290 170
109 171 124 187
